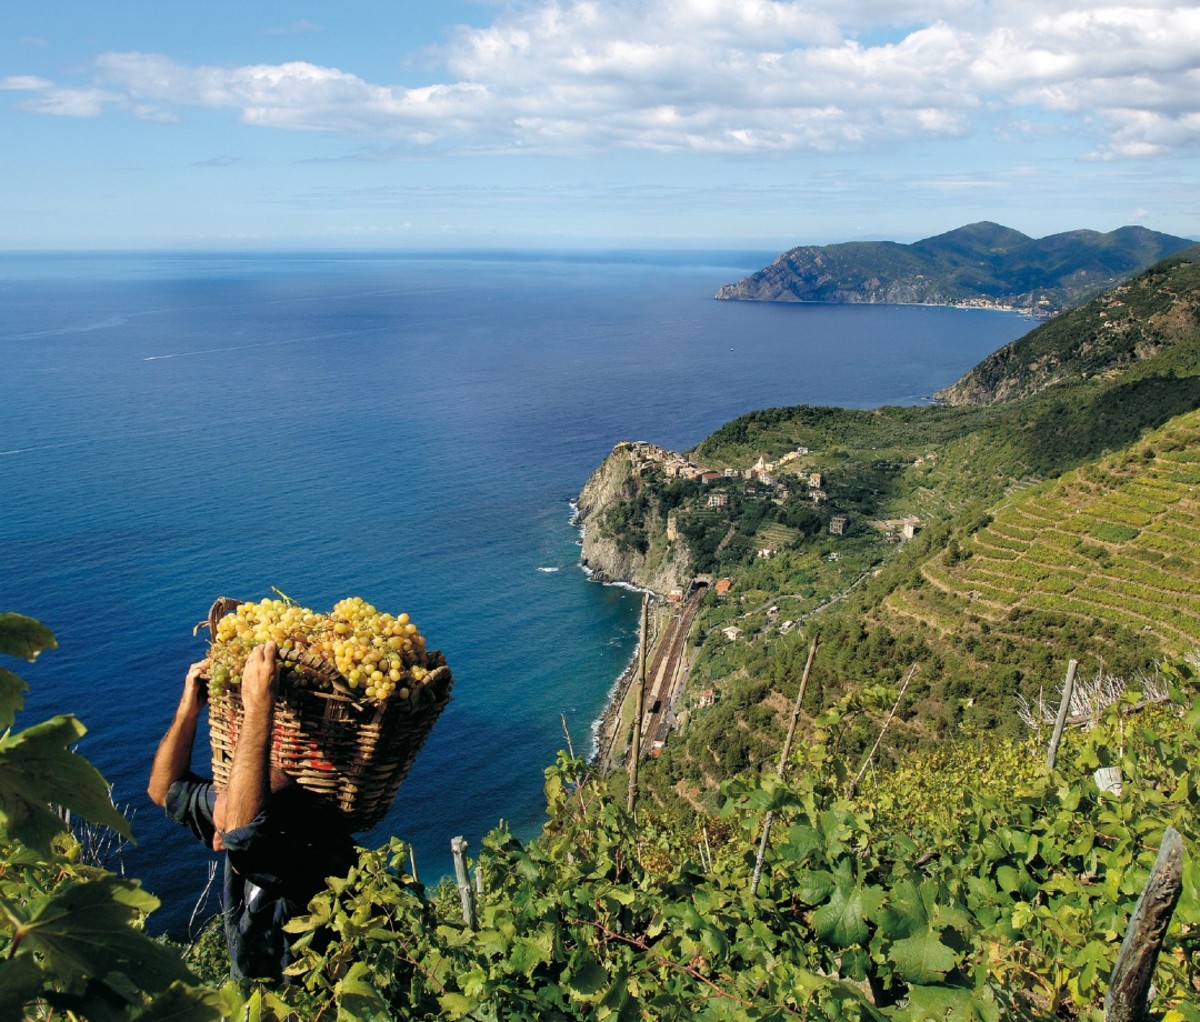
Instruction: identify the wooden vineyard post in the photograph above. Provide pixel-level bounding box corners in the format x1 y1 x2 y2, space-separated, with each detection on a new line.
849 662 918 798
1106 827 1184 1022
451 835 477 930
1046 659 1079 771
751 633 818 896
627 594 649 816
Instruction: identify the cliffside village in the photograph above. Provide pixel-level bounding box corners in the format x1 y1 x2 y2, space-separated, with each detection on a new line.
615 439 863 540
614 437 920 580
618 438 824 495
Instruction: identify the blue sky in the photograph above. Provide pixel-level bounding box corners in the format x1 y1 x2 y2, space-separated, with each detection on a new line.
2 1 1198 249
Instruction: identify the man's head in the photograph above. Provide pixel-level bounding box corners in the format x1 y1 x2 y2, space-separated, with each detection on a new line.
211 765 292 850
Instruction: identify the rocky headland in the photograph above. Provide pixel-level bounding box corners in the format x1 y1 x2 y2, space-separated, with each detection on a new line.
575 441 692 596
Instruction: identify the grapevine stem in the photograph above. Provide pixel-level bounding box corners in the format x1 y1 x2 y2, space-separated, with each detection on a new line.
571 916 806 1017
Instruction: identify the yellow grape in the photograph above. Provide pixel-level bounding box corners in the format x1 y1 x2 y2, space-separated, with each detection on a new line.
206 594 431 706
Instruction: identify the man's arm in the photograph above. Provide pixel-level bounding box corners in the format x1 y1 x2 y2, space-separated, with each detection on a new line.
221 641 279 833
147 658 209 807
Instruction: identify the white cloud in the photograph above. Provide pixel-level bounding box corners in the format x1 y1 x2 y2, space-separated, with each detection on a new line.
1 75 53 90
21 87 125 117
12 1 1200 158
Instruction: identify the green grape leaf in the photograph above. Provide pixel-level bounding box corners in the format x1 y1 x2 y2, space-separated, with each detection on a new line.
334 960 390 1017
782 824 823 863
437 992 476 1019
887 929 959 985
876 878 926 940
598 966 631 1013
0 613 57 662
16 876 194 995
994 865 1028 896
0 715 131 855
131 981 238 1021
905 983 999 1022
563 949 608 1000
700 925 730 961
508 934 553 977
0 954 44 1022
792 868 835 905
472 927 510 958
0 668 29 732
812 878 884 948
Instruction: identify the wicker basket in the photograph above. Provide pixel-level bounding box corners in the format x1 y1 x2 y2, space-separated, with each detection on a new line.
200 596 453 831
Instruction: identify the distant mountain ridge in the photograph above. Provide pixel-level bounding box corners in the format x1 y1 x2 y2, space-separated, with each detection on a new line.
715 222 1195 316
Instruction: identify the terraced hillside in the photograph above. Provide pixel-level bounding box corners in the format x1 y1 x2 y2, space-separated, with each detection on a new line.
883 410 1200 655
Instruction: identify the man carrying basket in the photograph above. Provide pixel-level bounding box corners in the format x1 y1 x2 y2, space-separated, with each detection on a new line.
148 641 356 982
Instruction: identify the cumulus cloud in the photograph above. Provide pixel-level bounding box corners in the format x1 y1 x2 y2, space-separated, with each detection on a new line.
11 0 1200 157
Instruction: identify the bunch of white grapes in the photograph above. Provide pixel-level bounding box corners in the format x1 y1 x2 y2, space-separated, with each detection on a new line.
207 595 430 704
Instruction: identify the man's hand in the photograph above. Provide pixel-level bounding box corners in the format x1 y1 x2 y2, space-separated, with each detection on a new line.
241 642 279 719
149 657 210 807
181 658 210 715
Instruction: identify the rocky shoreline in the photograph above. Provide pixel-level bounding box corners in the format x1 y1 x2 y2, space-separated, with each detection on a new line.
588 652 638 770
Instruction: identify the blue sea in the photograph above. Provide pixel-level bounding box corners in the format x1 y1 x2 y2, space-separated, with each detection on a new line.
0 250 1032 934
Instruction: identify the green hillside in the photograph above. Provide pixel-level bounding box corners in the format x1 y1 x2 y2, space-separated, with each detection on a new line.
935 246 1200 404
714 223 1195 315
881 411 1200 682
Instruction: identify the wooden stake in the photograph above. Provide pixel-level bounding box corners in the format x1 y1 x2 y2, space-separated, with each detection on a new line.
1046 659 1079 771
1106 827 1183 1022
561 712 588 818
451 836 476 929
849 662 918 798
751 633 819 896
627 594 649 816
777 634 820 776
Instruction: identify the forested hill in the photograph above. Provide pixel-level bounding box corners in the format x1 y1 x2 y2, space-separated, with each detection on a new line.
714 221 1194 315
935 245 1200 405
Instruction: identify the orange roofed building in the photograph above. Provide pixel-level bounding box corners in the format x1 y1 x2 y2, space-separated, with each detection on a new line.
714 578 733 595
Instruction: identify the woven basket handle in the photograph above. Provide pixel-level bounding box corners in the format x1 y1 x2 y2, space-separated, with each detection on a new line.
276 645 353 694
193 596 244 640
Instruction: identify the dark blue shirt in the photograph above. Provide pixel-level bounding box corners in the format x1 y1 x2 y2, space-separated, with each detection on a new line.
165 772 356 981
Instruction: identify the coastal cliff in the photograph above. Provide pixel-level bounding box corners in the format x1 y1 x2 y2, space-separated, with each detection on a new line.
576 442 693 595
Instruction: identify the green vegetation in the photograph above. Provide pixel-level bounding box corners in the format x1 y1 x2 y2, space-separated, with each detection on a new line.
936 249 1200 405
6 605 1200 1020
266 674 1200 1021
890 417 1200 648
0 612 234 1020
716 222 1195 316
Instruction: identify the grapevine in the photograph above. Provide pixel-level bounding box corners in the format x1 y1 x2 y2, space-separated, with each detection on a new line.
207 595 430 704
